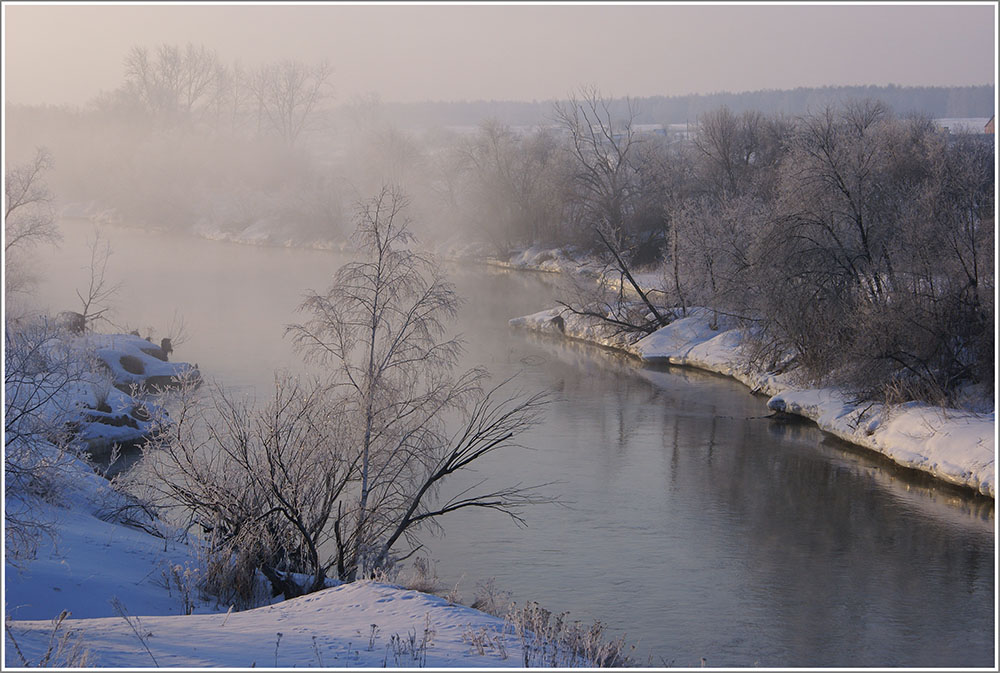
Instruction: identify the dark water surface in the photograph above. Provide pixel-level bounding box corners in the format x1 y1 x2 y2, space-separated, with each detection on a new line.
30 220 995 667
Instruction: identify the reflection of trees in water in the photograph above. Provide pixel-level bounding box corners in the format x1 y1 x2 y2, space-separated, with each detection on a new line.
455 270 992 665
535 326 993 527
658 415 993 666
547 351 658 480
520 330 993 665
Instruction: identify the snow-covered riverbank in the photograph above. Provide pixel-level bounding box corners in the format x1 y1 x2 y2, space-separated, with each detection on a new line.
510 306 995 498
3 444 526 668
4 329 617 669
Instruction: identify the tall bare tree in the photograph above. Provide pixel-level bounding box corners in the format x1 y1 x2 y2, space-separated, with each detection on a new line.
5 148 58 302
250 60 332 146
289 186 546 581
123 43 222 126
554 88 668 329
129 187 551 601
74 229 122 331
5 148 57 255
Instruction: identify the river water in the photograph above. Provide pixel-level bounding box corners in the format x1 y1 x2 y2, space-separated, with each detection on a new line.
27 220 995 667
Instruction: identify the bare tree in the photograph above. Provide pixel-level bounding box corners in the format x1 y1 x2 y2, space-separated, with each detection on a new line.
692 107 774 201
5 148 58 300
123 43 222 126
5 148 57 254
128 187 547 601
207 61 253 135
458 121 571 253
553 87 639 239
289 186 547 581
553 89 668 330
4 318 90 561
250 60 332 146
741 101 995 403
74 229 122 331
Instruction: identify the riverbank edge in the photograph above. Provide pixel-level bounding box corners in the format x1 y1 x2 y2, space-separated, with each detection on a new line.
510 306 995 499
61 217 994 498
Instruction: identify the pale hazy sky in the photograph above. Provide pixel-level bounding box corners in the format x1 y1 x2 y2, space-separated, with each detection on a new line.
3 3 996 106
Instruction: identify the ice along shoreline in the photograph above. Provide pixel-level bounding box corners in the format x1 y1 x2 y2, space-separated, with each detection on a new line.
510 306 995 499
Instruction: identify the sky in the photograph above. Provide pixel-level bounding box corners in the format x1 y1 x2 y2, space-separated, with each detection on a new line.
2 3 997 107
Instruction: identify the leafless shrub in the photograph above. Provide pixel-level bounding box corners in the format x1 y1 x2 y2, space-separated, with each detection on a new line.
382 614 436 668
470 577 513 618
443 574 464 605
4 318 91 563
462 624 509 660
5 610 91 668
95 489 175 541
195 528 272 611
505 601 635 668
158 561 200 615
400 557 441 595
124 369 352 598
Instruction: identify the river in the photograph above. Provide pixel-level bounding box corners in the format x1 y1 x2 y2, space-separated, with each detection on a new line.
26 219 995 667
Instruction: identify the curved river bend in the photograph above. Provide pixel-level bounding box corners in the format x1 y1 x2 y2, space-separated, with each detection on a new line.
31 220 995 667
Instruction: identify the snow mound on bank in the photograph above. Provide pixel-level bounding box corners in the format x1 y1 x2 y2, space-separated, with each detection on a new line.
768 392 995 496
84 333 197 389
5 439 518 668
508 306 640 351
511 308 996 497
6 579 518 668
67 334 199 449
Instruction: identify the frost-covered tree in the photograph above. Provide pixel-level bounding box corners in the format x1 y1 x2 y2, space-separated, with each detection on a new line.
5 148 58 299
135 187 546 600
289 186 546 581
129 371 353 598
554 89 669 330
249 60 332 147
4 319 90 561
123 43 222 127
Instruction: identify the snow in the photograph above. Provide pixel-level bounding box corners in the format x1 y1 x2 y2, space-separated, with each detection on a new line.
933 117 992 134
192 216 344 251
5 488 197 623
767 393 995 497
3 335 544 669
9 579 521 668
51 333 199 451
6 575 521 668
485 245 583 275
510 306 995 498
84 333 196 388
4 442 526 668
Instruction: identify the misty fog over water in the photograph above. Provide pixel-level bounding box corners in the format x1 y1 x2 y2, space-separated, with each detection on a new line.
5 3 995 667
24 220 994 667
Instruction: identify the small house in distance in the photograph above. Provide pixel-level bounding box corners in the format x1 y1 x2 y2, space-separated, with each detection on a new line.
933 117 992 134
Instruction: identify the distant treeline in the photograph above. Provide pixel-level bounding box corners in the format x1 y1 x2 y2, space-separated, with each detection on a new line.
4 51 994 410
364 84 995 129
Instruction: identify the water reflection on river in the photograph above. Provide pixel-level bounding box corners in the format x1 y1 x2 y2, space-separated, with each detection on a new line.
29 220 995 667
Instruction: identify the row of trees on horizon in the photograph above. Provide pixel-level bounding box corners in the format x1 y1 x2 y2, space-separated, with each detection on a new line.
5 42 995 409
